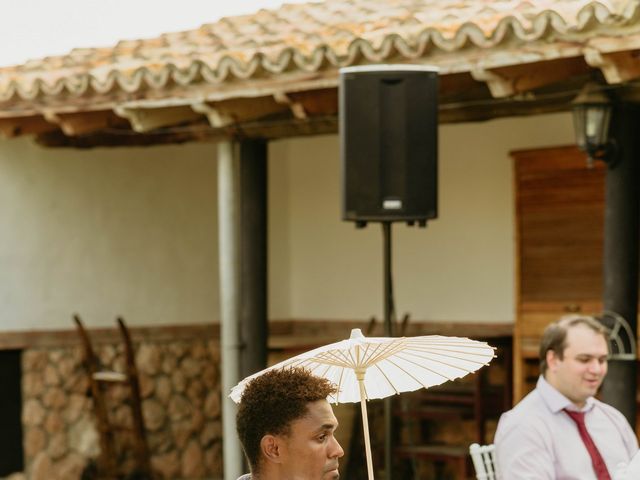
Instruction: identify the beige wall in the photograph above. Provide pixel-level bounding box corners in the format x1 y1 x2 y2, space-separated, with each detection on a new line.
0 112 575 331
275 112 575 324
0 139 220 330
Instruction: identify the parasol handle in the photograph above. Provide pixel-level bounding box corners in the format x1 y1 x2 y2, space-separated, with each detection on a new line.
357 374 375 480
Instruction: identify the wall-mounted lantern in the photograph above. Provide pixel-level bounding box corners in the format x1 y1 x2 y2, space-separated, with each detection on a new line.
572 82 615 167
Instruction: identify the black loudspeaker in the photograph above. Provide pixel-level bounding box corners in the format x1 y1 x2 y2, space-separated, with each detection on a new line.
340 65 438 226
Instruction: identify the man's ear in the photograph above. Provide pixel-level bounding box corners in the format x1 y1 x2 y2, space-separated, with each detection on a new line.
546 349 560 372
261 435 284 464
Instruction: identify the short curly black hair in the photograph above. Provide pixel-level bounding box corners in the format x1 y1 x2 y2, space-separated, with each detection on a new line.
236 367 337 473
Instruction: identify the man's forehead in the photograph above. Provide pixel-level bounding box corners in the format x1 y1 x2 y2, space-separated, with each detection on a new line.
565 324 608 351
299 400 338 427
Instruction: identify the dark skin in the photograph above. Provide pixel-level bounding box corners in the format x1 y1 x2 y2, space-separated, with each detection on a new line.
255 399 344 480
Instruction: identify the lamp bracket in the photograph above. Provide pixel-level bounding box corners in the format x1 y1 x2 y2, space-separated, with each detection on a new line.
585 138 618 168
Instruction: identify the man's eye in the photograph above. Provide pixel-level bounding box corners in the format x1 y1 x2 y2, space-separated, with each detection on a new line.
318 434 327 442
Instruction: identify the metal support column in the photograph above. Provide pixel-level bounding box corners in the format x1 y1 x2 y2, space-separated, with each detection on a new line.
239 139 268 378
217 140 244 480
382 222 394 480
600 103 640 426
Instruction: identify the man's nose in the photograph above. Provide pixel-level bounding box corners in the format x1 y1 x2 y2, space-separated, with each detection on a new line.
588 359 605 373
331 437 345 458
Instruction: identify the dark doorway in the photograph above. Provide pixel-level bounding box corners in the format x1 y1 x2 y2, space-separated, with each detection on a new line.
0 350 23 475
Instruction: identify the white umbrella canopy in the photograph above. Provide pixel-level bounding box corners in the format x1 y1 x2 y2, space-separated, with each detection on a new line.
231 328 494 402
230 328 495 479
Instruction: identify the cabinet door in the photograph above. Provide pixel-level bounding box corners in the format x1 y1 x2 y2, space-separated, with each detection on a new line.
512 145 605 400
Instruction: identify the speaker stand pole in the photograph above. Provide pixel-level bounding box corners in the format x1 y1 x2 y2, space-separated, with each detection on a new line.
382 221 394 480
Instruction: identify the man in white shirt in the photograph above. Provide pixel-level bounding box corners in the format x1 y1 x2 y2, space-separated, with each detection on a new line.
494 315 638 479
235 367 344 480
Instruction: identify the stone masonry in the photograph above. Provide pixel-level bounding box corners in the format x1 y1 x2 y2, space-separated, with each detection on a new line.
15 338 222 480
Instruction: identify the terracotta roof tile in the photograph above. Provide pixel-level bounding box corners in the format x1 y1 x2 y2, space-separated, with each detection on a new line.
0 0 638 102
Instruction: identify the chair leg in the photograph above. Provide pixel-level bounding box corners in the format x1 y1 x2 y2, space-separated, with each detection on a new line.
117 317 152 478
73 314 119 478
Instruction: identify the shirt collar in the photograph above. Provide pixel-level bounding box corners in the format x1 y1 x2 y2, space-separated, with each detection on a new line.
537 375 595 413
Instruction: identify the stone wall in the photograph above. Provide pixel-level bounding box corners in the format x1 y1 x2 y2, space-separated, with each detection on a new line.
18 337 222 480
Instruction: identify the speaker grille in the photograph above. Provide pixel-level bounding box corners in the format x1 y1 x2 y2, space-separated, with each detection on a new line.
340 66 438 224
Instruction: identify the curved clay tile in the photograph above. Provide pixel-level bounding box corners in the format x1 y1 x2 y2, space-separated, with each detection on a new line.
0 0 638 102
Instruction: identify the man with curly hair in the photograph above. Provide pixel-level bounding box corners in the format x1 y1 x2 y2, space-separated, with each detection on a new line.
235 367 344 480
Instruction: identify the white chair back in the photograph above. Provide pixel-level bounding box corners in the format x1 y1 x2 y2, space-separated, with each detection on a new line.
469 443 500 480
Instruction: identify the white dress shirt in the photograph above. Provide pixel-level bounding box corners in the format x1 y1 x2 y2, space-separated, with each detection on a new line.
494 376 638 479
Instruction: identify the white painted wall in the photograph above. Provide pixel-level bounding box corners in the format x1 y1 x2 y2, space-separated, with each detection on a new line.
0 112 575 331
277 112 576 323
0 139 220 330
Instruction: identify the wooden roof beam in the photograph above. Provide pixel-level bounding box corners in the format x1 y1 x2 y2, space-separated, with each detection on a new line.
273 92 307 119
287 88 338 117
194 96 290 128
191 103 234 128
42 110 128 136
0 115 58 138
35 114 339 148
439 72 489 99
471 58 591 98
194 88 337 128
584 48 640 84
471 68 514 97
114 105 202 133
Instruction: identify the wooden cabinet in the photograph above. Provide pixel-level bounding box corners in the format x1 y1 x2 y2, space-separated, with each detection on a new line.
512 145 606 401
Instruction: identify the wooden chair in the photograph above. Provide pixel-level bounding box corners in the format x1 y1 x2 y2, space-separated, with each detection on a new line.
74 314 153 479
469 443 500 480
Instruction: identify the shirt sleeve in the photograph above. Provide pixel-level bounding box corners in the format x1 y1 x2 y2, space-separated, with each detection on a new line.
494 412 556 480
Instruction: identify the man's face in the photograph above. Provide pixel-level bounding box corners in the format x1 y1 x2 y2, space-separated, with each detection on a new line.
546 324 609 407
278 399 344 480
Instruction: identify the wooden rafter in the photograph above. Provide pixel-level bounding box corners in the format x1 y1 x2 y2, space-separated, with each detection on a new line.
35 115 339 148
584 48 640 84
5 51 633 145
114 105 202 133
288 88 338 117
273 92 307 119
42 110 129 136
35 80 579 149
196 95 291 128
471 57 591 98
0 115 57 138
191 103 234 128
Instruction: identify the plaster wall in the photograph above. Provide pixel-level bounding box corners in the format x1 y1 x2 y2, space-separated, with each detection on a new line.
278 111 575 323
0 112 575 331
0 140 220 330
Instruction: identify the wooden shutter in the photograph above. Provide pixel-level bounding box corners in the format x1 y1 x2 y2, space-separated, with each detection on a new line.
512 145 605 400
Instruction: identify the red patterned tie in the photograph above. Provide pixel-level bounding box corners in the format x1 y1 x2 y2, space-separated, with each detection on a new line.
564 409 611 480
